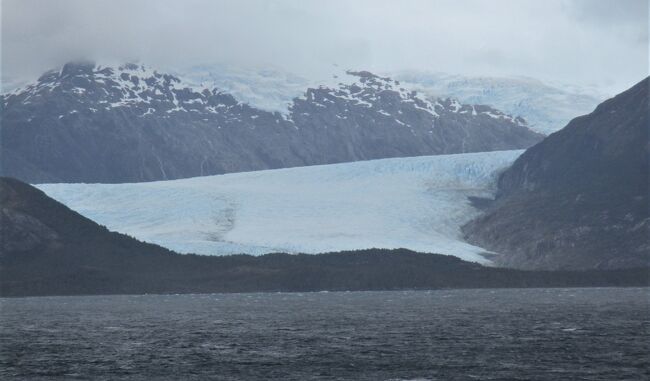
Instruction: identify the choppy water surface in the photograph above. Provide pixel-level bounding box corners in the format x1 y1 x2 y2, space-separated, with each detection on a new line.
1 288 649 380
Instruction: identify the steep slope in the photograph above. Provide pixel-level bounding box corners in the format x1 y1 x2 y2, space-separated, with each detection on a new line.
2 177 648 297
463 78 650 270
0 62 543 183
393 71 604 135
38 150 523 263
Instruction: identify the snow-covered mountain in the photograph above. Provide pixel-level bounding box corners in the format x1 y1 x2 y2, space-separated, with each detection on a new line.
2 62 605 136
392 71 605 134
167 64 605 134
1 61 541 183
37 150 523 264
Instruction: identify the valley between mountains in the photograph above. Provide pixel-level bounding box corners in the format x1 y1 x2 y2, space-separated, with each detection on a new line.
1 62 648 296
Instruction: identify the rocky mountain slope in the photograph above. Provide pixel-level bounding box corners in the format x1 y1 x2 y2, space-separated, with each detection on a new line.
0 62 543 183
2 177 647 297
463 77 650 270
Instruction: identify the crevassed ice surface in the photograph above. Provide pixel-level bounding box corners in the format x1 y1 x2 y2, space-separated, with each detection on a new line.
37 150 523 264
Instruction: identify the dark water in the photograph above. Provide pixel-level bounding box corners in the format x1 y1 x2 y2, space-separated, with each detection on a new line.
1 288 649 380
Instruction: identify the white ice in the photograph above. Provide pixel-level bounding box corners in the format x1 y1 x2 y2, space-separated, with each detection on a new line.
37 150 523 264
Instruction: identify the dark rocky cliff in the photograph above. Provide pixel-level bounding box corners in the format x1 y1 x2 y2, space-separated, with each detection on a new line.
463 78 650 270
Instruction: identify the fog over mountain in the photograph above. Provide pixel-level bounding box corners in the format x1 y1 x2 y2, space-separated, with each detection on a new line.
2 0 647 95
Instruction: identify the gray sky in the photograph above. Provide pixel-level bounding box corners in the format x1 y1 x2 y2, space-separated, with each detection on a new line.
1 0 648 93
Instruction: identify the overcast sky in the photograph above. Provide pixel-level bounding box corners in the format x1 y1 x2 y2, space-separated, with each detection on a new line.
1 0 647 93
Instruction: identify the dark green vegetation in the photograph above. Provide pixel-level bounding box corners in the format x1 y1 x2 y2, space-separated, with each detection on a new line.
464 77 650 270
1 177 647 297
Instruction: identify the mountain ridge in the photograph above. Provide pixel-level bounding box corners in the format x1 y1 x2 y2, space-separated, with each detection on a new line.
1 61 542 183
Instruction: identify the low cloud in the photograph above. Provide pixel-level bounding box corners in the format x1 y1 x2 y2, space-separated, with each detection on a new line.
1 0 647 93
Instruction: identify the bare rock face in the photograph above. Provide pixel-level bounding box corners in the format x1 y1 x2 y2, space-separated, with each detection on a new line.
0 62 543 183
463 78 650 270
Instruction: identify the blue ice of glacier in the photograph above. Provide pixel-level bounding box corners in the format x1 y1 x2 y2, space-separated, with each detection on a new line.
37 150 523 264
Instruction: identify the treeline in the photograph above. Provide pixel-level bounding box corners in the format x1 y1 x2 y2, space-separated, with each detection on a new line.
3 247 648 297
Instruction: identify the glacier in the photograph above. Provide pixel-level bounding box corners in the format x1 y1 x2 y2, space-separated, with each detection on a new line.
391 71 605 135
37 150 523 264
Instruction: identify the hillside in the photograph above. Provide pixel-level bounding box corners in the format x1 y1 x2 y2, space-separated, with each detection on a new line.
463 77 650 270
